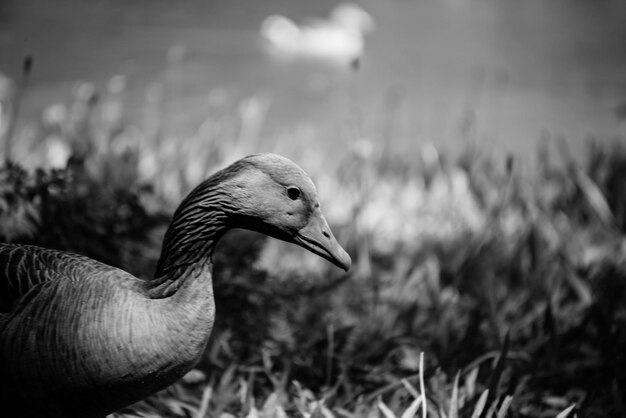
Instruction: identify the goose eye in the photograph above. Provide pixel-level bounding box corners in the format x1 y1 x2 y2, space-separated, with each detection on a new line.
287 186 301 200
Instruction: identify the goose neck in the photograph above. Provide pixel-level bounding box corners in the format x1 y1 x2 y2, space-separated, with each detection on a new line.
148 183 232 298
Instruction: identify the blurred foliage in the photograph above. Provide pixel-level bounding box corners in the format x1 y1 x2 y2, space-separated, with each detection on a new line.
1 67 626 418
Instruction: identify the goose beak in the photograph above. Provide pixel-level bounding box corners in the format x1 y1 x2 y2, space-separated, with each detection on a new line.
294 210 352 272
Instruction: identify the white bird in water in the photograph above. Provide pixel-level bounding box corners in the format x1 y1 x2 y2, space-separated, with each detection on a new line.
260 3 375 66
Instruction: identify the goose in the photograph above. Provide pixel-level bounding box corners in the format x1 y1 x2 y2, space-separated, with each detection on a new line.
0 153 351 418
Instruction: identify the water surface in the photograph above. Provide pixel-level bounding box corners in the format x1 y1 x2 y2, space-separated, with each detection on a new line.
1 0 625 159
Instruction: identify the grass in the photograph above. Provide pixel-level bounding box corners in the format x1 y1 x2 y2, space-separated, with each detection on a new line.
1 56 625 417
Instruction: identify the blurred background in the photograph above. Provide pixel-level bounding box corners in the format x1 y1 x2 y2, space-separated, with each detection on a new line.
1 1 626 417
1 0 625 160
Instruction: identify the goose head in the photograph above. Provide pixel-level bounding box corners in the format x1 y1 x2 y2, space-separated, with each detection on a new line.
223 153 351 271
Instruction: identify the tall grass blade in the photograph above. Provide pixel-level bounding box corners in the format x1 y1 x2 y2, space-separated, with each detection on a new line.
419 352 427 418
194 385 213 418
470 390 489 418
554 404 576 418
378 398 397 418
401 379 420 400
465 367 479 398
572 167 614 227
448 371 460 418
400 397 423 418
495 395 513 418
479 332 510 418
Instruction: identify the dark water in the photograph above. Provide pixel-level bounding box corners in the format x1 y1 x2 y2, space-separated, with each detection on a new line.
1 0 625 158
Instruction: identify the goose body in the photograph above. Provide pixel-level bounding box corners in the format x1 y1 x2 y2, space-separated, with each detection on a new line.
0 153 350 418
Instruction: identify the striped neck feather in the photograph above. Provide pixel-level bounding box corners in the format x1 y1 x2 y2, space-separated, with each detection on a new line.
148 165 243 298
